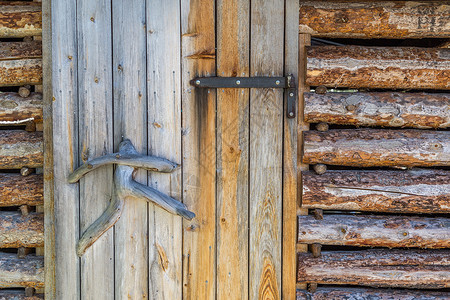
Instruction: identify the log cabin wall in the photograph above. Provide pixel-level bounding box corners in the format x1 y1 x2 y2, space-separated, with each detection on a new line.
297 1 449 299
0 0 44 299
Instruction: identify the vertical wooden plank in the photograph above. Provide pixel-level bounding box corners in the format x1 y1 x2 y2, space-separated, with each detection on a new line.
51 0 80 298
147 0 182 299
77 1 114 299
112 0 148 299
283 0 299 298
181 0 216 299
250 1 284 299
216 0 249 299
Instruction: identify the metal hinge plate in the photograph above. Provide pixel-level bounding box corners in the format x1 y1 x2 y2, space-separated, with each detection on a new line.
191 75 297 118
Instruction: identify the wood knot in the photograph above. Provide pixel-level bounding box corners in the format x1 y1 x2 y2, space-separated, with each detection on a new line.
346 104 357 111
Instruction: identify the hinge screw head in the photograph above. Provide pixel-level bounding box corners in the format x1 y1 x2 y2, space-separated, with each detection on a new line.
195 80 201 85
236 80 241 85
275 80 280 85
289 112 294 117
289 92 294 97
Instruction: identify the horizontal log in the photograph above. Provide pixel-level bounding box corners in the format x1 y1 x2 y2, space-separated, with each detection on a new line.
0 42 42 60
0 212 43 248
302 169 450 214
303 129 450 167
0 253 43 288
0 290 43 300
0 92 42 125
304 92 450 129
0 130 43 169
297 287 450 300
297 249 450 289
298 214 449 248
0 174 43 207
307 46 450 89
0 2 41 38
299 1 450 39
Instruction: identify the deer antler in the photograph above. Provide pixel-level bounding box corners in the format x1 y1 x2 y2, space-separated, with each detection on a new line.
69 139 195 256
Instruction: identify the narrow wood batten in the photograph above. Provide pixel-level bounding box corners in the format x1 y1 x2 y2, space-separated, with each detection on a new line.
0 2 42 38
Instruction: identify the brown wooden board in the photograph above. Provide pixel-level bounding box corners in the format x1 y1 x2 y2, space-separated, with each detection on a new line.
0 253 44 288
303 129 450 167
0 92 42 125
297 249 450 289
298 214 449 248
0 173 42 207
299 1 450 39
302 169 450 214
0 130 43 169
0 2 41 38
306 46 450 90
304 92 450 129
0 212 43 248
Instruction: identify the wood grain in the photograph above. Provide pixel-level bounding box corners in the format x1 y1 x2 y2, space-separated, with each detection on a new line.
0 212 43 248
250 1 284 299
298 214 450 248
0 290 43 300
297 249 450 289
299 1 450 39
0 253 44 288
297 287 450 300
0 92 42 125
0 59 41 87
181 0 216 299
307 46 450 90
302 169 450 214
0 173 43 207
304 92 450 129
147 0 182 298
0 130 43 169
0 2 42 37
303 129 450 167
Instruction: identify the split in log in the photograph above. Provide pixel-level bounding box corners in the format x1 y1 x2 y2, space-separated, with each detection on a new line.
0 92 42 125
70 139 195 256
0 130 43 169
299 1 450 39
306 46 450 90
302 169 450 214
298 214 449 248
304 92 450 129
0 212 43 248
303 129 450 168
297 287 450 300
0 253 43 288
297 249 450 289
0 2 41 38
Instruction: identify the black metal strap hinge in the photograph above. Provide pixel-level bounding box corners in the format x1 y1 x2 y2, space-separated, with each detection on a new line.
190 75 297 119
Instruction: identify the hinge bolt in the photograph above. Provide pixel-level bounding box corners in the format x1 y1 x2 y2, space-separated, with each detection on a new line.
289 92 294 97
275 80 280 85
195 80 201 85
236 80 241 85
289 112 294 117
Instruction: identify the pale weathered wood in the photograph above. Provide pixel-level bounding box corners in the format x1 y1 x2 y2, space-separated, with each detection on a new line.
299 1 450 39
181 0 216 299
112 1 148 298
0 2 41 37
307 46 450 90
297 249 450 289
0 174 42 207
146 0 183 298
216 0 249 299
51 0 80 297
0 92 42 125
302 169 450 214
0 212 42 248
297 287 450 300
250 1 284 299
298 214 449 248
77 0 113 298
0 130 42 169
303 129 450 167
304 92 450 129
0 290 43 300
0 253 43 288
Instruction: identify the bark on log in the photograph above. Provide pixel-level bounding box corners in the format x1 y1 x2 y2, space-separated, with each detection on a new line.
0 253 44 288
306 46 450 90
0 130 43 169
0 212 43 248
0 42 42 60
0 290 43 300
0 92 42 125
0 2 42 38
298 214 449 248
297 249 450 289
303 129 450 167
0 174 43 207
299 1 450 39
302 169 450 214
304 92 450 129
297 287 450 300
